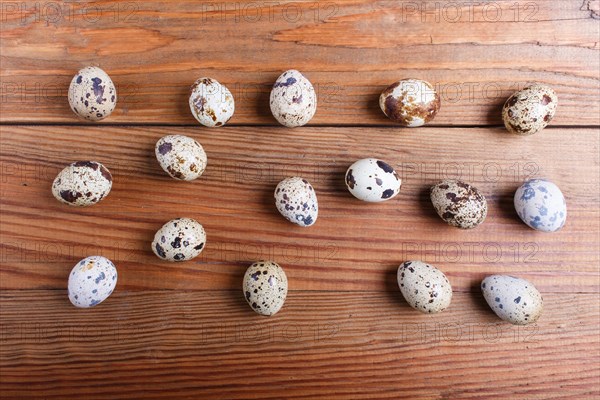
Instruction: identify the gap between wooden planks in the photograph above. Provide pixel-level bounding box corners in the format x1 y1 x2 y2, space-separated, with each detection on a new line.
0 125 598 293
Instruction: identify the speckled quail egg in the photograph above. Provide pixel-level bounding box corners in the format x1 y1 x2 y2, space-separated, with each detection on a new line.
68 256 117 308
151 218 206 262
481 275 543 325
430 180 487 229
380 79 440 127
52 161 112 206
514 179 566 232
270 70 317 127
189 77 235 127
274 177 318 227
345 158 401 202
243 261 288 316
155 135 207 181
68 66 117 121
397 261 452 314
502 84 558 135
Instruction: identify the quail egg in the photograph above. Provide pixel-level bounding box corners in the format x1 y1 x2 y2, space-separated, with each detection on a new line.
430 180 487 229
68 256 117 308
481 275 543 325
345 158 401 202
502 84 558 135
151 218 206 262
52 161 112 206
68 66 117 121
270 69 317 127
274 177 318 227
514 179 566 232
189 77 235 127
397 261 452 313
380 79 440 127
155 135 207 181
243 261 288 316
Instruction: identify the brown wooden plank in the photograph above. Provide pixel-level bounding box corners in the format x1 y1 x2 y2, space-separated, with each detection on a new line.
1 1 599 125
0 290 598 399
1 125 598 292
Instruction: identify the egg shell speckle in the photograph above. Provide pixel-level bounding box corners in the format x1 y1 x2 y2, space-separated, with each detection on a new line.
502 84 558 135
397 261 452 314
514 179 566 232
243 261 288 316
151 218 206 262
52 161 112 206
270 70 317 127
68 256 117 308
274 177 318 227
430 180 487 229
481 275 543 325
155 135 207 181
68 67 117 121
189 77 235 127
379 79 440 127
345 158 401 202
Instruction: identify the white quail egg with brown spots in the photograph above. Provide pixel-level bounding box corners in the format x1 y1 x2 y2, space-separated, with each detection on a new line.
345 158 401 202
68 256 117 308
379 79 440 127
502 84 558 135
52 161 113 206
151 218 206 262
243 261 288 316
397 261 452 314
68 66 117 121
274 177 318 227
155 135 207 181
430 180 487 229
270 70 317 127
514 179 567 232
189 77 235 127
481 275 543 325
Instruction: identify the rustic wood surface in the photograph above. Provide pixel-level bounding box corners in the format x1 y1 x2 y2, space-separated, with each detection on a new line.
1 0 599 126
1 0 599 399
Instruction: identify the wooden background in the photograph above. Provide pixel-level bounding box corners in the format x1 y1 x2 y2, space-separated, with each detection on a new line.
1 1 599 398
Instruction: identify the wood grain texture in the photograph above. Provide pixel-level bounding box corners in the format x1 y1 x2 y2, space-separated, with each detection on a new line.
1 0 599 125
1 125 598 293
1 291 599 399
2 0 600 398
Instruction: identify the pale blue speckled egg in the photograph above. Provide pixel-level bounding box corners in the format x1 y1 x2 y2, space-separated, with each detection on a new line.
514 179 566 232
68 256 118 308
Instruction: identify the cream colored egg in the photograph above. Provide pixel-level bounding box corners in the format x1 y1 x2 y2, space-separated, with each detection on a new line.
270 70 317 127
243 261 288 316
397 261 452 314
52 161 112 206
68 66 117 121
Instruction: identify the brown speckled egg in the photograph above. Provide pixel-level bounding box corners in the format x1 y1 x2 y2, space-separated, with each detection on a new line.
155 135 207 181
270 70 317 127
397 261 452 314
430 180 487 229
481 275 543 325
52 161 112 206
243 261 288 316
68 66 117 121
379 79 440 127
151 218 206 262
502 84 558 135
189 77 235 127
